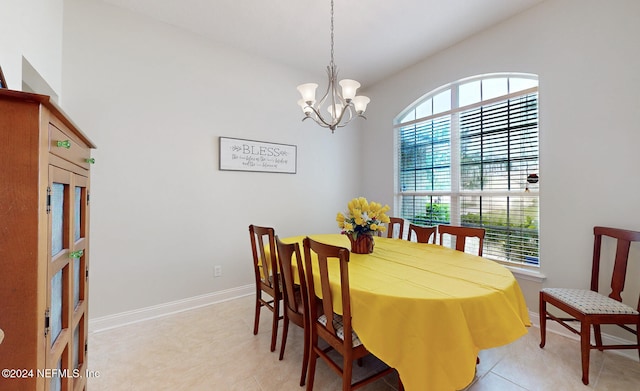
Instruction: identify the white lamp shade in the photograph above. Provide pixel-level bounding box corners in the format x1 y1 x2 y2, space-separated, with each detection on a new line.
327 103 343 118
352 95 370 113
297 99 314 114
339 79 360 101
297 83 318 103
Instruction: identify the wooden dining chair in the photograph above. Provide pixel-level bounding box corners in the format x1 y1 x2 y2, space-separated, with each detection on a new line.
539 226 640 385
407 223 437 244
248 224 282 352
302 237 397 391
438 224 485 256
275 236 310 386
387 217 405 239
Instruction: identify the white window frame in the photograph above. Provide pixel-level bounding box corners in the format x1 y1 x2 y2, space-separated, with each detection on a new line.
394 73 539 266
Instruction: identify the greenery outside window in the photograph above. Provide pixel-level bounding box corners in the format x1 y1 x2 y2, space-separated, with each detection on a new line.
395 74 539 265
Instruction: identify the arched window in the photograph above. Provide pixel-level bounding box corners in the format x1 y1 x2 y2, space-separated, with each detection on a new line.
395 73 539 265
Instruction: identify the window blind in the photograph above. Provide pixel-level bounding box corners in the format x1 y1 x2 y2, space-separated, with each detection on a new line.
399 117 451 192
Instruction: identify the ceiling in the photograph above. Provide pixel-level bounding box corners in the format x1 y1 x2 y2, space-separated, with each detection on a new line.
100 0 543 87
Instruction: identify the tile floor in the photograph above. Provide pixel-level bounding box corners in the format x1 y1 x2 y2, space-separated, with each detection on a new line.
87 295 640 390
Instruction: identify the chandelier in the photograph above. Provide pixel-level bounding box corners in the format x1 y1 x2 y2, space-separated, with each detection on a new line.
296 0 370 133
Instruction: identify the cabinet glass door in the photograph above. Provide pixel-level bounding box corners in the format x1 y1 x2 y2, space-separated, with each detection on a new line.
71 174 89 384
48 166 91 391
49 181 67 349
48 167 70 358
51 183 65 258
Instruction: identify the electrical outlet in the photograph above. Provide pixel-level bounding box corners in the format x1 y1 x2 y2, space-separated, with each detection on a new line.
214 265 222 277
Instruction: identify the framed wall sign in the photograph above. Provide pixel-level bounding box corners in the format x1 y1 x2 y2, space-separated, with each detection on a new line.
219 137 297 174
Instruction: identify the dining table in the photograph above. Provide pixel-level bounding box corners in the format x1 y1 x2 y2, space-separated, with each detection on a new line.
279 233 531 391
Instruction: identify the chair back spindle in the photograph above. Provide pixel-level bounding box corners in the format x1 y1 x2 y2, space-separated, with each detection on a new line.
590 226 640 303
438 225 485 256
407 224 437 244
387 217 405 239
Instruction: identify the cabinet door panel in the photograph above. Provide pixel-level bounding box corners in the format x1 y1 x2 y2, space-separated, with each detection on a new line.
49 167 72 263
50 269 64 347
73 257 81 309
50 358 62 391
51 182 66 257
74 186 82 242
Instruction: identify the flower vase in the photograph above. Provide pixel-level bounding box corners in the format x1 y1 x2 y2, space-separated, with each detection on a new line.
348 233 375 254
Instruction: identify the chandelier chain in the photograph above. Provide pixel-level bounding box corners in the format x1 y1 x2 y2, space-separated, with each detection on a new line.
330 0 335 68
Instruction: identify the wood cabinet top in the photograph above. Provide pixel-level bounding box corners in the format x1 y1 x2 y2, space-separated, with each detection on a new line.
0 88 96 149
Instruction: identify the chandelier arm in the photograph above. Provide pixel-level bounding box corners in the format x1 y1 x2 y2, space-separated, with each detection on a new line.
302 116 329 129
302 112 334 131
306 105 337 129
330 99 352 127
305 112 339 133
329 64 348 105
334 105 356 128
312 64 350 128
315 66 333 110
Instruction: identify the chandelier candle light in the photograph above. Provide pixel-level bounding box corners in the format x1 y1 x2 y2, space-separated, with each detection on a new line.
297 0 370 133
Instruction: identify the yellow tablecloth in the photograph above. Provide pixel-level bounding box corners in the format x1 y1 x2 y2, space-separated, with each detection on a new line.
282 234 530 391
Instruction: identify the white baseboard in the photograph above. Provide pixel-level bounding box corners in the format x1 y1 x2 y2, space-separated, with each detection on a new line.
89 284 254 333
528 310 639 362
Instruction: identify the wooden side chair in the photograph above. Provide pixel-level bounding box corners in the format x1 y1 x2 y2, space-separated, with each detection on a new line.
275 236 310 386
438 224 485 256
302 237 397 391
407 223 437 244
387 217 405 239
248 224 282 352
539 226 640 385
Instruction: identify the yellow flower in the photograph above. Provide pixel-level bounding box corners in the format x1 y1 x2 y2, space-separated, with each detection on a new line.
337 197 392 235
359 197 370 212
348 199 357 213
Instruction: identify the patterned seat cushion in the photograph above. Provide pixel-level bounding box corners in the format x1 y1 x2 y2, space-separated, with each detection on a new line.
318 313 362 347
542 288 639 315
266 274 283 291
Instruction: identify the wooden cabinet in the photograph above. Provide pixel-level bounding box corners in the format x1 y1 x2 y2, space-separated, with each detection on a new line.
0 89 96 391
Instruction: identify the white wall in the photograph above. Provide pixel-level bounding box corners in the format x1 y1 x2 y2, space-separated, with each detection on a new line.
361 0 640 312
62 0 361 318
0 0 63 95
9 0 638 327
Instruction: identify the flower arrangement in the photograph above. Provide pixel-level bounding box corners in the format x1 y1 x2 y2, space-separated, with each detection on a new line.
336 197 391 239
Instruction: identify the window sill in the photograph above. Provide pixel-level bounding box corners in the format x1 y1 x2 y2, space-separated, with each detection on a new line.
503 264 546 283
